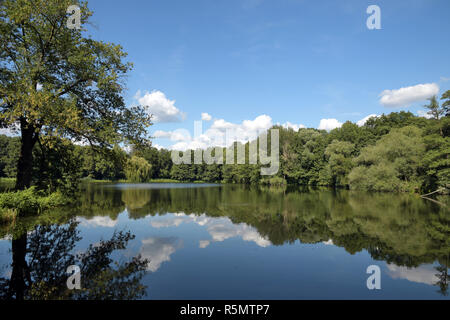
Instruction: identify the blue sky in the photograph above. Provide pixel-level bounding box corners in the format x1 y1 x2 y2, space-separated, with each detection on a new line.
85 0 450 149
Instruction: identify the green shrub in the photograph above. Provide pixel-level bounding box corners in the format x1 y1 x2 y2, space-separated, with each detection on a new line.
37 191 69 210
0 207 18 224
0 187 40 214
0 187 71 217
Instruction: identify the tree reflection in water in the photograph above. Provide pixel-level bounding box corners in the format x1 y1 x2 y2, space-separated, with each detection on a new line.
0 183 449 298
434 257 449 296
0 220 148 300
108 184 450 296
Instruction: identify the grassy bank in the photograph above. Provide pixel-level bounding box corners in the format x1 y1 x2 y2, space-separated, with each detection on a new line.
80 177 212 184
81 177 292 185
0 187 71 224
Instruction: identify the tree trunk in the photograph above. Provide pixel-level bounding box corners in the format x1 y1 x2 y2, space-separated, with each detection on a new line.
15 119 38 191
8 233 30 300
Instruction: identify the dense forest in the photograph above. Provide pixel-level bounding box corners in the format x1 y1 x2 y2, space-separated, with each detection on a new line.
1 97 449 194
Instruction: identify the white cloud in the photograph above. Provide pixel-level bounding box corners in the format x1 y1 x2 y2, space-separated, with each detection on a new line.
281 121 306 131
153 130 190 142
417 110 433 119
163 114 274 151
151 217 185 228
206 220 271 247
199 240 210 248
356 114 378 126
379 83 439 108
440 76 450 82
318 118 342 131
78 216 118 228
139 237 182 272
201 112 212 121
135 90 185 123
387 264 438 285
153 130 172 139
152 143 164 150
240 115 272 131
150 213 272 248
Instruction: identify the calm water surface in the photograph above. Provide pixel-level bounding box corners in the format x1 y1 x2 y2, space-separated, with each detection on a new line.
0 183 449 299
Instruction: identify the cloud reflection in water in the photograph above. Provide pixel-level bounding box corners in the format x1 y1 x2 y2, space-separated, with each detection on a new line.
150 213 271 248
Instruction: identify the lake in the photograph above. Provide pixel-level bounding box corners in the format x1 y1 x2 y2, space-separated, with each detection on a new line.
0 183 449 299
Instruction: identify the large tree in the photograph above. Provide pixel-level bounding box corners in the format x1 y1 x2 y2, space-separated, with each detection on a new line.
0 0 151 191
424 96 445 120
348 126 426 192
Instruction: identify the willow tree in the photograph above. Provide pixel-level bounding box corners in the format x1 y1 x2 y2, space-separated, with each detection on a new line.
0 0 151 190
125 156 152 183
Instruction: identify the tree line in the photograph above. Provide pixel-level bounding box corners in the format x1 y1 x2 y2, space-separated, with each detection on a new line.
162 96 449 194
1 95 449 194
